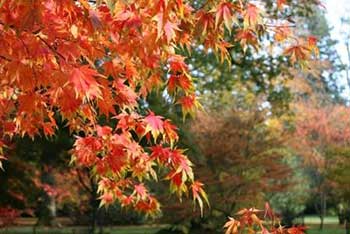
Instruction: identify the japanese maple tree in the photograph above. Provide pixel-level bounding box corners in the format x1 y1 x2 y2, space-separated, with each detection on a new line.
0 0 319 215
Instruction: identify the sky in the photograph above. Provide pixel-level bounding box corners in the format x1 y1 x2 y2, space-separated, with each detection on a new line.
324 0 350 97
325 0 350 60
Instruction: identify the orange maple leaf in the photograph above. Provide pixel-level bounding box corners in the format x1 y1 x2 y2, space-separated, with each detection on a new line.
243 3 261 28
144 111 164 140
69 66 101 99
215 2 235 31
284 44 311 64
164 21 180 43
277 0 287 9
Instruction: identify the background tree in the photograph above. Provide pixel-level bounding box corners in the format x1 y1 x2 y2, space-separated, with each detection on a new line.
267 153 311 226
157 102 296 233
339 17 350 97
327 146 350 234
292 103 350 229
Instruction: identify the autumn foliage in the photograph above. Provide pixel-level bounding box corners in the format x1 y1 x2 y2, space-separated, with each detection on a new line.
190 109 291 212
0 0 319 215
224 203 307 234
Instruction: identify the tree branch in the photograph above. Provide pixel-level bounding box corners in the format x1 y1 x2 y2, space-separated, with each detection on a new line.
36 35 66 62
76 169 93 193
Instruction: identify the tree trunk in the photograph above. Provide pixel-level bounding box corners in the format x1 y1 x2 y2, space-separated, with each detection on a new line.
35 168 58 227
89 177 100 234
345 206 350 234
319 192 326 230
89 178 103 234
48 196 58 226
76 169 103 234
319 215 324 230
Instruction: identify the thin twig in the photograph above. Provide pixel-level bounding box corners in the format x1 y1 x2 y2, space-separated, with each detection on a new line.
36 35 66 61
0 55 11 61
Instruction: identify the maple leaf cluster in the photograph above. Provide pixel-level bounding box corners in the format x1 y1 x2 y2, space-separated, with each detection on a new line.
224 203 307 234
0 0 319 214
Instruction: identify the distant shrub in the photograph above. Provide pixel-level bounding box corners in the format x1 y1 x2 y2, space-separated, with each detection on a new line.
0 207 21 227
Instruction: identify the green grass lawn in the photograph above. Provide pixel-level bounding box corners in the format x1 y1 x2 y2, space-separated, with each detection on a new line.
307 228 344 234
304 216 339 225
0 216 346 234
300 216 344 234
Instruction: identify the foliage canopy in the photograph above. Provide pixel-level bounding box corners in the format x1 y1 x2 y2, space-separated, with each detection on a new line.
0 0 319 215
